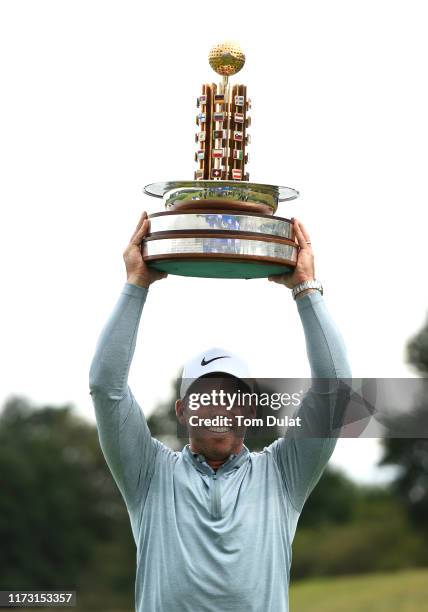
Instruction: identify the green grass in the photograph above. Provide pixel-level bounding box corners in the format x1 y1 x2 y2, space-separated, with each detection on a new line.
289 569 428 612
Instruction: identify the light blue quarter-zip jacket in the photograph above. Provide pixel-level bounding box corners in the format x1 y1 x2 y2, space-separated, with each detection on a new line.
89 282 351 612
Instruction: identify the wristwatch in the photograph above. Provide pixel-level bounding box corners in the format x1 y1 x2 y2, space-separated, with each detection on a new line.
292 279 323 300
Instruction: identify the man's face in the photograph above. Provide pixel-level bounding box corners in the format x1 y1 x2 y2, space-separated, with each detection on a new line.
175 375 256 461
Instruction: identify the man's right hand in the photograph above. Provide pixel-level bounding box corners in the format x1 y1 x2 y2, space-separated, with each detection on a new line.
123 211 168 288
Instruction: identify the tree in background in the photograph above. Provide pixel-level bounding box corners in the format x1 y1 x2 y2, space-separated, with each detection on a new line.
0 396 135 609
380 313 428 532
407 313 428 376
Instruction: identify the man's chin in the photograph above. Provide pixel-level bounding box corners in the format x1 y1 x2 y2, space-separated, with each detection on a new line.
191 430 242 458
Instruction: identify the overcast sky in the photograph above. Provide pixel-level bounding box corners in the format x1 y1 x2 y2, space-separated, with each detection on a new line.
1 0 427 484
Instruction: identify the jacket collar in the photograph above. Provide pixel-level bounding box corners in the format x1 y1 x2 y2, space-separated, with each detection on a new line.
182 443 250 476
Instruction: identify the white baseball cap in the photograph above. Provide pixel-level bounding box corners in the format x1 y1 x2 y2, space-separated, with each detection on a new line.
180 347 252 398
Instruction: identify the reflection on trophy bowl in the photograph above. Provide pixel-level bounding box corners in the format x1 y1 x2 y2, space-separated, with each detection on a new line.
143 211 298 279
164 185 278 213
145 181 299 215
167 198 273 215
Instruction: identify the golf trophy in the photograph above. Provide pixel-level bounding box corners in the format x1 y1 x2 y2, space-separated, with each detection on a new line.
143 41 299 279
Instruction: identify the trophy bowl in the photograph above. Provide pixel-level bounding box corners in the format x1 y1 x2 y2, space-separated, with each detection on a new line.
142 210 298 279
144 180 299 215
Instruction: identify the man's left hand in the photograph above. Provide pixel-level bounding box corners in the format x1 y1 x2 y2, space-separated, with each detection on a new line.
268 218 315 289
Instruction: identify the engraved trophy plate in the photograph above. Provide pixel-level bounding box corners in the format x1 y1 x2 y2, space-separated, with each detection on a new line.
142 41 300 279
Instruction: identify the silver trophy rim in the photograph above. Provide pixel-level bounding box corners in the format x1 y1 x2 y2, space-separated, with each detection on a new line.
143 180 299 202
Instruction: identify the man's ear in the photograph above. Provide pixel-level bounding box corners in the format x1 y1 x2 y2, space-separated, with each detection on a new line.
175 398 187 425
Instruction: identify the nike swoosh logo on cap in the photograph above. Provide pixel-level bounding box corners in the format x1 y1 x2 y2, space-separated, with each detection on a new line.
201 355 230 367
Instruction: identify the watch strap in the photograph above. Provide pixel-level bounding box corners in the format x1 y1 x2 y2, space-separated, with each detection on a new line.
292 279 323 300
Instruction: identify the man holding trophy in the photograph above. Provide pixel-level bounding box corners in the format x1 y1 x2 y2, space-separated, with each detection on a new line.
89 42 351 611
88 211 351 612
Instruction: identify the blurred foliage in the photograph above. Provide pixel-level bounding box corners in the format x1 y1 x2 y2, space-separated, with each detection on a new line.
0 396 135 610
380 437 428 531
293 489 427 579
406 312 428 376
380 312 428 533
298 469 359 528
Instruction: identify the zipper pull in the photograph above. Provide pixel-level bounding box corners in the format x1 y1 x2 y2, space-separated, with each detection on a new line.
211 472 221 519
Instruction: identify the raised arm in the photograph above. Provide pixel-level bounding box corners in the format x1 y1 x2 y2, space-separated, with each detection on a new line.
88 212 167 518
267 219 352 513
